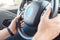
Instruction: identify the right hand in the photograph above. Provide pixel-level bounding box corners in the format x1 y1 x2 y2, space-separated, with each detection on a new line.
33 8 60 40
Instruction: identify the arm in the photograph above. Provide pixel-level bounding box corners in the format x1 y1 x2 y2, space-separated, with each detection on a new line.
0 16 20 40
32 7 60 40
32 32 51 40
0 3 27 40
0 28 10 40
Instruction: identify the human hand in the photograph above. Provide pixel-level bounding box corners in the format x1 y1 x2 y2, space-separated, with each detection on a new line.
8 16 23 34
33 8 60 40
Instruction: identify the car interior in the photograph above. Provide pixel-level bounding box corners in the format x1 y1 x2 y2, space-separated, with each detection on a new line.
0 0 60 40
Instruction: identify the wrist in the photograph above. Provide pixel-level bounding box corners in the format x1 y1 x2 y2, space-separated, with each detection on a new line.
4 28 10 36
8 27 17 34
7 27 14 36
1 28 10 39
33 32 51 40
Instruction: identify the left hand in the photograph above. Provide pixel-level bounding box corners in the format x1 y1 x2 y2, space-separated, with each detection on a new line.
0 16 24 40
8 3 27 35
8 16 23 34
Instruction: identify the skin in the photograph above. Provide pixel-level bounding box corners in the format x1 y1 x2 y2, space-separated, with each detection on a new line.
0 16 20 40
0 3 26 40
32 8 60 40
0 7 60 40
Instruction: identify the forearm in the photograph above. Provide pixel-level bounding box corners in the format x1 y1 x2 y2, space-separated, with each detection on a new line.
32 32 52 40
0 28 10 40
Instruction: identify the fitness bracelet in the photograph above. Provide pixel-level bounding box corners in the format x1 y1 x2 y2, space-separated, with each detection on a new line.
7 27 14 36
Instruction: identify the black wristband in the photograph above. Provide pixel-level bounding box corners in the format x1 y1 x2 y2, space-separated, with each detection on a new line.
7 27 14 36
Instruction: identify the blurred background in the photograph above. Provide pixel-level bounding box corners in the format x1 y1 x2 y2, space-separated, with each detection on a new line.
0 0 21 9
0 0 22 14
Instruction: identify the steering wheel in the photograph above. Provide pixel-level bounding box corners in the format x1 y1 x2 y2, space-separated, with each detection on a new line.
17 0 59 40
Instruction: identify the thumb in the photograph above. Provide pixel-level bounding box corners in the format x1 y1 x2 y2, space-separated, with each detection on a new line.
12 15 20 22
43 7 51 19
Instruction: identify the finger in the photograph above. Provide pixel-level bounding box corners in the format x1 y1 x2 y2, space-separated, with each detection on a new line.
20 22 24 27
13 15 20 22
43 7 51 18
